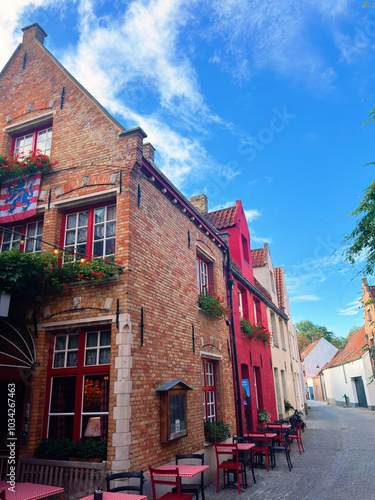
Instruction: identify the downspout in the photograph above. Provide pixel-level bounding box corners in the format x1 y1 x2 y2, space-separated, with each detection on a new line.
226 244 244 437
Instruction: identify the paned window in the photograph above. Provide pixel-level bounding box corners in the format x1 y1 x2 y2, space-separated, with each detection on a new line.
202 360 216 423
0 220 44 253
197 256 209 294
238 290 243 317
14 127 52 156
45 329 111 441
62 204 116 262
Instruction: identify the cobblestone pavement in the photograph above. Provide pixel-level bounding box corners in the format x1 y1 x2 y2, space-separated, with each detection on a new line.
203 401 375 500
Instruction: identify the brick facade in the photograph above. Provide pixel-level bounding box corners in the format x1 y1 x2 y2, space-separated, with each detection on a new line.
0 23 236 479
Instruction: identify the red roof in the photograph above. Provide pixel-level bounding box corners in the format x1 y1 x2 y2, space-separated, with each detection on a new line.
274 267 284 309
254 277 272 301
323 326 367 369
252 248 266 268
206 205 238 229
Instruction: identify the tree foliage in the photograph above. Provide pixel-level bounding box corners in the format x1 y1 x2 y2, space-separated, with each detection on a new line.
295 320 349 352
344 179 375 275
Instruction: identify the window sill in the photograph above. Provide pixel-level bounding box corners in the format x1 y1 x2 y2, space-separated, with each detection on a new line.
62 274 120 289
198 307 220 319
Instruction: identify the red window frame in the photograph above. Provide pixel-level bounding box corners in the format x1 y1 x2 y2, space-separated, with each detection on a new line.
202 360 217 423
253 297 262 325
43 328 111 441
197 255 210 294
0 217 44 253
59 202 116 262
12 124 53 156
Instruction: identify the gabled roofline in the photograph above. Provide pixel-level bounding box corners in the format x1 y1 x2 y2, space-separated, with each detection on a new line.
0 44 23 81
141 156 227 250
232 267 289 320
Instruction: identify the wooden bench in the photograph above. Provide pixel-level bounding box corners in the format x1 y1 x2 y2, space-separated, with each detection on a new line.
17 458 106 499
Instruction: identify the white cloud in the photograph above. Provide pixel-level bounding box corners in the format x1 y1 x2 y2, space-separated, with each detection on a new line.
206 0 349 87
210 201 235 212
250 232 272 245
289 294 322 302
338 299 362 316
0 0 65 69
244 209 261 223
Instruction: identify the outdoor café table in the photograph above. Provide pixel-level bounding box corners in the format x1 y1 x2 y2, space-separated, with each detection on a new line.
148 464 209 498
0 481 64 500
147 464 209 477
78 493 147 500
266 424 291 430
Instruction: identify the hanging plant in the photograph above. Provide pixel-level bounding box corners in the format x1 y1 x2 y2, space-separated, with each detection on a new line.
257 408 271 423
0 150 57 182
0 250 123 294
198 290 228 319
241 318 272 345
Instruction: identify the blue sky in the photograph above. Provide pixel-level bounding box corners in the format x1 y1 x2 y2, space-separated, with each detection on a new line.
1 0 374 338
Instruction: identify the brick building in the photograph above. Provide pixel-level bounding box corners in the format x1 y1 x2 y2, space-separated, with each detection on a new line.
0 23 236 486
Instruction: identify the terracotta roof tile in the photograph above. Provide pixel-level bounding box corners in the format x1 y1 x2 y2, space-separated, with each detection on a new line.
252 248 266 268
323 326 367 368
274 267 284 309
254 277 272 301
206 205 238 229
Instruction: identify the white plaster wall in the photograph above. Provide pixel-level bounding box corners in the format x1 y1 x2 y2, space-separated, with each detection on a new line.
323 352 375 408
304 338 338 378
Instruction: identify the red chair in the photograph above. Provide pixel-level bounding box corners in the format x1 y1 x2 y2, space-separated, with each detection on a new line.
214 442 245 495
149 465 193 500
250 432 271 471
289 421 305 454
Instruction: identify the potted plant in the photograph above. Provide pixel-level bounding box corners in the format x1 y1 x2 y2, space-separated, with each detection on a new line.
284 400 293 412
34 438 77 460
198 291 228 319
204 420 231 442
70 438 107 462
34 438 107 462
257 408 271 424
241 319 272 345
0 150 57 182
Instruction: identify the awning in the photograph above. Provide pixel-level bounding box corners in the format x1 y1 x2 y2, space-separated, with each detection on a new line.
0 318 36 374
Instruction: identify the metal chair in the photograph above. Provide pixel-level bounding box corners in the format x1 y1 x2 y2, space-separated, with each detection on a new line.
214 442 245 495
270 431 293 471
233 436 256 485
106 471 146 494
149 465 193 500
250 432 272 471
171 453 205 500
289 421 305 454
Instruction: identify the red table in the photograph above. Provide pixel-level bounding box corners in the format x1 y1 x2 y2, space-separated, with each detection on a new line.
0 482 64 500
237 443 255 451
245 433 277 440
266 424 291 429
78 493 147 500
148 464 209 477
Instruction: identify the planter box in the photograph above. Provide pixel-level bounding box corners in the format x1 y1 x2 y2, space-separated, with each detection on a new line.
0 294 11 317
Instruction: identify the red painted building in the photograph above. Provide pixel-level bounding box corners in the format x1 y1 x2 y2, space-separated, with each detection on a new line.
191 197 278 432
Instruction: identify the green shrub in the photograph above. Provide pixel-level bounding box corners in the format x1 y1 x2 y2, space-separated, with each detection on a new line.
204 420 231 442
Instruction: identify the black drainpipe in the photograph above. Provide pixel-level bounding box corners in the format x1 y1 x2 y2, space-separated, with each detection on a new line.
226 244 243 437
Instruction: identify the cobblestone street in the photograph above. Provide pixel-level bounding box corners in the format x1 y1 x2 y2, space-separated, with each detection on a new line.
203 401 375 500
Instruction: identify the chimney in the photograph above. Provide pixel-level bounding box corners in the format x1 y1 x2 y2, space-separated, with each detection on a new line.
22 23 47 45
143 143 155 163
189 194 208 216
